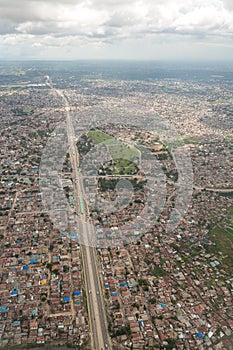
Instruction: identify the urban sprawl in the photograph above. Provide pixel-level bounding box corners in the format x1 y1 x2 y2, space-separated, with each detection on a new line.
0 65 232 350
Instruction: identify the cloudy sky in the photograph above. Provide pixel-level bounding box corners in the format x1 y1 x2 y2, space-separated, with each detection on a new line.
1 0 233 60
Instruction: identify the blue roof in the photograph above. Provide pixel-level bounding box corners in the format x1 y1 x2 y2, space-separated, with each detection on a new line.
22 265 28 271
138 320 144 327
63 297 70 302
119 282 128 287
31 309 38 315
197 332 203 338
60 232 67 236
111 292 118 296
74 291 81 296
161 303 167 307
70 233 78 239
0 306 8 313
11 289 18 296
12 320 21 327
30 259 37 264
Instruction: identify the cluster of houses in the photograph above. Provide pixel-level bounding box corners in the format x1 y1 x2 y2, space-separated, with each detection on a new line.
0 74 232 349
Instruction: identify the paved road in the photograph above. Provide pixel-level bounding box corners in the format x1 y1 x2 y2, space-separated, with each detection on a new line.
46 77 111 350
194 186 233 193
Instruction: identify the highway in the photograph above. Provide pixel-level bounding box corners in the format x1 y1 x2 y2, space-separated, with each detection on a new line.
45 77 111 350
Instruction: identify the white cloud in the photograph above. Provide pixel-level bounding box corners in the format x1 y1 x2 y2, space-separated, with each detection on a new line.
1 0 233 37
0 0 233 59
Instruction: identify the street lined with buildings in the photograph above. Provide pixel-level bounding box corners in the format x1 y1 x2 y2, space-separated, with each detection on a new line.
0 62 232 349
49 78 111 350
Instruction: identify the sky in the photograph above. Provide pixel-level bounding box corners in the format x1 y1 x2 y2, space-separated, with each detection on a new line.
1 0 233 60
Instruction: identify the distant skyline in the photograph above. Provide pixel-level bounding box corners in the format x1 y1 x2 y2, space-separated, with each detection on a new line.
1 0 233 61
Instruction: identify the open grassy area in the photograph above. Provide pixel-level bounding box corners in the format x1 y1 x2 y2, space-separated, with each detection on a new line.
88 130 114 144
209 225 233 249
103 159 138 175
182 136 199 144
208 207 233 271
109 144 139 162
88 130 140 162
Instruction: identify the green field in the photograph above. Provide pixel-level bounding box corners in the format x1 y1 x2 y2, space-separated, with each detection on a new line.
103 159 138 175
182 136 199 144
109 144 139 162
88 130 114 144
88 130 140 162
208 207 233 270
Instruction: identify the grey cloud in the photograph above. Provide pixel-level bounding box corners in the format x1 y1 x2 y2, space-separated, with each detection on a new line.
0 19 18 35
0 0 233 43
15 22 62 36
222 0 233 10
105 11 136 28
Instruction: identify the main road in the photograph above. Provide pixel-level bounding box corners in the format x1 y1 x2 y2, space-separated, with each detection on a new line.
45 77 111 350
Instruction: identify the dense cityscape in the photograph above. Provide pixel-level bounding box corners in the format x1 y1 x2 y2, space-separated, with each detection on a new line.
0 61 232 350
